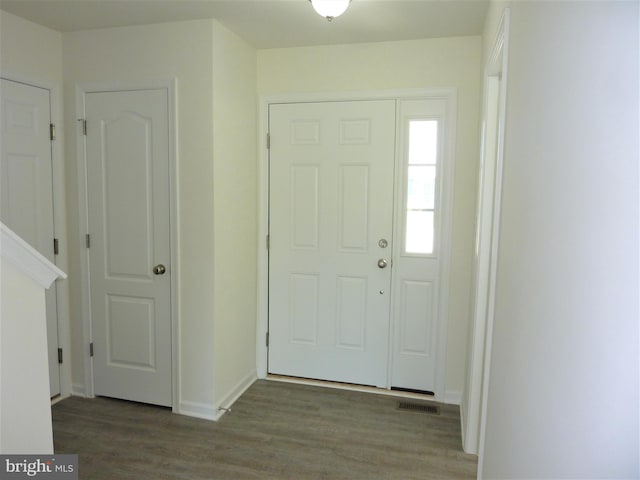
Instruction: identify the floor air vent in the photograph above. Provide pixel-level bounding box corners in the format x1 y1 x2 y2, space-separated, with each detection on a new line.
396 401 440 415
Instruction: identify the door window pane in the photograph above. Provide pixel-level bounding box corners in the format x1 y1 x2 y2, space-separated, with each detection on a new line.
406 211 434 254
408 121 438 165
405 119 438 255
407 166 436 210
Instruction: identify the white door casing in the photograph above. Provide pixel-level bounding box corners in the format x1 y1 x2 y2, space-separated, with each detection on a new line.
469 9 510 458
268 100 396 388
86 88 172 407
0 78 61 397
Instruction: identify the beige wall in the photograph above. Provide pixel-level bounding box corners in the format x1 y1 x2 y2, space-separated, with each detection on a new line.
258 37 483 396
63 19 258 417
63 19 216 412
0 11 62 82
2 9 483 414
0 11 72 399
211 20 258 408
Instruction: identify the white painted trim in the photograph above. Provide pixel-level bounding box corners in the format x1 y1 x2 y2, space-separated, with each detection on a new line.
215 370 257 419
463 14 509 453
434 90 457 403
71 383 87 397
267 375 437 402
167 79 181 417
1 73 73 400
75 85 94 398
1 223 66 288
50 394 70 406
259 88 457 106
75 80 180 408
256 97 270 379
177 401 219 421
47 77 73 403
476 8 511 477
462 74 501 455
257 88 456 402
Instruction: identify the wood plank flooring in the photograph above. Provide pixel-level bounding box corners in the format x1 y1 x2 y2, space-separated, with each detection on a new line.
52 380 477 479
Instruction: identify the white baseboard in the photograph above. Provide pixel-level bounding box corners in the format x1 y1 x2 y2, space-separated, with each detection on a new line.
177 400 219 421
444 390 462 405
71 383 87 397
215 370 257 419
51 393 71 405
178 371 257 422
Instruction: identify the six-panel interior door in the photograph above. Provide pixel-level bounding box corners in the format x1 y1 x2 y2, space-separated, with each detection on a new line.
268 100 396 388
86 88 172 407
0 78 61 397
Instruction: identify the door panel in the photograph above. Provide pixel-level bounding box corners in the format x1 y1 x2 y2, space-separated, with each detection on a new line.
268 100 396 388
86 89 172 407
1 78 61 397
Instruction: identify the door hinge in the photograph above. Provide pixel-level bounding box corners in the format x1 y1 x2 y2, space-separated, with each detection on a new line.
89 342 94 357
78 118 87 135
57 348 63 364
53 238 59 255
266 133 271 149
85 233 91 248
266 234 270 250
266 331 269 347
50 123 56 141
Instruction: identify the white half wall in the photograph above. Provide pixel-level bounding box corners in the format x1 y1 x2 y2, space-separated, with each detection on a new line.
1 260 52 453
0 224 66 454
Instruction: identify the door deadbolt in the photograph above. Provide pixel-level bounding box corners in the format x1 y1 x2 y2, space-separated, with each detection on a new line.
153 264 166 275
378 238 388 248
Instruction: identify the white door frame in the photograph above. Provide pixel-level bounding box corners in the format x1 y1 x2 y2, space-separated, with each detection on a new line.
462 8 510 458
1 72 72 401
74 80 180 411
256 88 457 401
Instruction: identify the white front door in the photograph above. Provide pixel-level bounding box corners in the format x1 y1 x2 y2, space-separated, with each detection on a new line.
0 78 61 397
267 97 452 394
86 88 172 407
268 100 396 387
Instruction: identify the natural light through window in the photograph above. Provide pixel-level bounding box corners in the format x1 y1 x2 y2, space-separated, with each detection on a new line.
405 120 438 254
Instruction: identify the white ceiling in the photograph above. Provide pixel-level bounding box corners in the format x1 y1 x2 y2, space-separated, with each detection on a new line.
0 0 489 49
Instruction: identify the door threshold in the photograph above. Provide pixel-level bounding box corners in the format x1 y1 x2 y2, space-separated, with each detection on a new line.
266 374 436 401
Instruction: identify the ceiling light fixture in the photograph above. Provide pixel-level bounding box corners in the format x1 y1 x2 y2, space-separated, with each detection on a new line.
309 0 351 21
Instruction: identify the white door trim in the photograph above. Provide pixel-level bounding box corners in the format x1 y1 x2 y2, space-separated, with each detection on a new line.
0 72 71 401
257 88 457 402
75 80 180 411
463 7 511 461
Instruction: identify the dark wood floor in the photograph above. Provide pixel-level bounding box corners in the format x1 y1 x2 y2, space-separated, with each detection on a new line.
52 380 477 479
